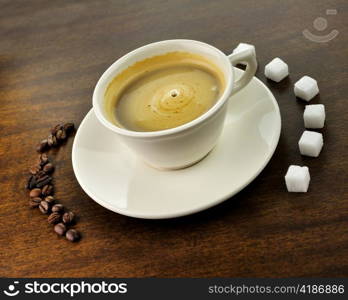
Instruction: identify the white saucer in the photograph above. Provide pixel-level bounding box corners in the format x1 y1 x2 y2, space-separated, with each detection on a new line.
72 68 281 219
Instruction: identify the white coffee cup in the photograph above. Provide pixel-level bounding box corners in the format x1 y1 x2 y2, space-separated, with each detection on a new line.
93 39 257 170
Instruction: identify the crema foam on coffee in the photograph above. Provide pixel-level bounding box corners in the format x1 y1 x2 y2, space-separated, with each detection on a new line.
104 51 225 132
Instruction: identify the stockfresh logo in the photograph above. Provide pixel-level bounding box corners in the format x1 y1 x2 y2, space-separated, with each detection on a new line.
303 9 339 43
3 280 127 297
3 281 20 297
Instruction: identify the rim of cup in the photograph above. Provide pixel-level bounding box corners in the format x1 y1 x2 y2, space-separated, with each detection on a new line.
92 39 233 138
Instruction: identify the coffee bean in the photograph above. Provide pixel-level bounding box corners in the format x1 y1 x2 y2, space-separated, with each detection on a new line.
35 170 46 180
47 134 54 146
29 164 41 175
62 211 74 224
44 195 55 204
52 135 59 146
48 212 61 224
37 139 49 153
28 122 81 241
38 153 49 166
26 175 37 190
29 188 41 198
56 129 67 140
43 163 54 174
52 204 64 213
63 122 75 135
42 184 54 196
51 124 62 135
47 134 58 147
29 197 42 208
39 200 50 214
36 175 52 188
54 223 67 236
65 229 80 242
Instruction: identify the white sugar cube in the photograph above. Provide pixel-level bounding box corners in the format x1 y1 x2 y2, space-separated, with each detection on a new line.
285 165 310 192
304 104 326 128
298 131 323 157
294 76 319 101
232 43 256 56
264 57 289 82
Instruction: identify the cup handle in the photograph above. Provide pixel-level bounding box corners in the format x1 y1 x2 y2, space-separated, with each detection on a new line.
228 48 257 95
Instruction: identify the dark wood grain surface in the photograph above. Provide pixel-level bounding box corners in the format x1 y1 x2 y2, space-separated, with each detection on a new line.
0 0 347 277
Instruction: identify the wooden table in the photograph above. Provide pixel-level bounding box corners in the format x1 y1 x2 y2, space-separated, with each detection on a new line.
1 0 347 277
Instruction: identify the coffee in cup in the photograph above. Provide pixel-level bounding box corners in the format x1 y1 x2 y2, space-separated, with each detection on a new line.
104 51 226 132
93 40 257 170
